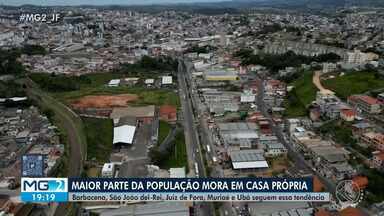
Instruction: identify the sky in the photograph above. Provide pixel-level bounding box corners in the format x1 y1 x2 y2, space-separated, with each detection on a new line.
1 0 227 6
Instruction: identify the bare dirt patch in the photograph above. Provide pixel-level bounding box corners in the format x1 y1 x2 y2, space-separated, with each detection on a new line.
71 94 138 109
313 70 335 95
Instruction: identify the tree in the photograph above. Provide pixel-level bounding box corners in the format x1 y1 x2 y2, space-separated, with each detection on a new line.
149 148 166 165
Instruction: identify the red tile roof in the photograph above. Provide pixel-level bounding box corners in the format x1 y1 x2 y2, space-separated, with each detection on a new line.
159 105 177 115
341 109 357 117
349 95 380 105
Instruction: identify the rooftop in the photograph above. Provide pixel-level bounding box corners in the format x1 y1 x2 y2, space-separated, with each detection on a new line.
218 122 258 131
159 105 177 115
113 125 136 145
162 76 173 85
110 105 155 119
169 167 186 178
230 149 265 162
349 95 380 105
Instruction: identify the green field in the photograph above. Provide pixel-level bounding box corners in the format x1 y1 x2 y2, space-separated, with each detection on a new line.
323 71 384 99
82 117 113 163
158 120 172 145
30 73 180 107
160 131 188 169
284 71 317 117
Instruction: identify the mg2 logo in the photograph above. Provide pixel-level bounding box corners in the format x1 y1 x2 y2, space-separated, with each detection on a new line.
21 178 67 192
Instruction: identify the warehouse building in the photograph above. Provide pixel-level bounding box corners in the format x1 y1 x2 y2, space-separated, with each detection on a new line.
230 149 268 170
204 69 238 81
113 125 136 145
218 122 260 149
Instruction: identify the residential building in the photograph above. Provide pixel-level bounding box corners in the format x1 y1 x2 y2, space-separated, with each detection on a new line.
361 132 384 151
351 122 373 137
340 109 357 122
322 62 337 73
348 95 382 114
373 151 384 170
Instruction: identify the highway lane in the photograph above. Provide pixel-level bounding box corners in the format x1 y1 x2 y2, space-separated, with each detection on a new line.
178 59 219 216
179 59 237 216
178 59 206 178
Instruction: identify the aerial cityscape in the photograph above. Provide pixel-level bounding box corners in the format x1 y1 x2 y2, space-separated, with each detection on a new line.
0 0 384 215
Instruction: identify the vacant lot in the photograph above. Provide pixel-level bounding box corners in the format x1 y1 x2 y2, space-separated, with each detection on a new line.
82 117 113 163
71 94 138 109
285 71 317 117
160 131 188 169
158 120 172 145
30 72 180 107
322 71 384 99
55 86 179 108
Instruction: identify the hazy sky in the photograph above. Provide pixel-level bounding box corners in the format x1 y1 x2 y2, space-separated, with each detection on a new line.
1 0 226 6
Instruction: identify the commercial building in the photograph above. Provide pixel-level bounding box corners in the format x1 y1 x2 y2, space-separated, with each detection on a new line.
229 149 268 170
220 131 259 149
204 69 238 81
202 90 241 115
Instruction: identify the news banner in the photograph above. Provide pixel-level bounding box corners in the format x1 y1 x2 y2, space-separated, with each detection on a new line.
21 177 330 203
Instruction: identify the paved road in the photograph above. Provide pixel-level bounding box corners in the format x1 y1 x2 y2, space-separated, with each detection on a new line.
178 59 206 178
255 78 336 194
178 59 217 216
